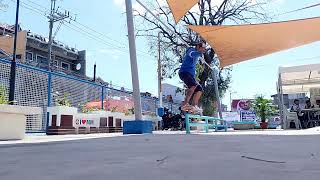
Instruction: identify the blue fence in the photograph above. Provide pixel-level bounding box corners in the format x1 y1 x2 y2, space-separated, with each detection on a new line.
0 58 179 132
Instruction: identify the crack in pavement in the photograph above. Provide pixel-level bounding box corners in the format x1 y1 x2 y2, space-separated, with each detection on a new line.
241 156 286 164
156 156 169 166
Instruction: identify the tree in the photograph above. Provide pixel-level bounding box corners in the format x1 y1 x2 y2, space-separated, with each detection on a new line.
0 0 8 12
135 0 271 114
252 95 276 122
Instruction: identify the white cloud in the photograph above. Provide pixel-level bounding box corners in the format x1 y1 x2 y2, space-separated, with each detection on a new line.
113 0 125 9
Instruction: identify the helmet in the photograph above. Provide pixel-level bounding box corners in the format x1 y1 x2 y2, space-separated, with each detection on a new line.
192 39 206 47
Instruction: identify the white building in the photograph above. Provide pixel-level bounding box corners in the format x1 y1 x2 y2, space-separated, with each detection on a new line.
162 83 184 103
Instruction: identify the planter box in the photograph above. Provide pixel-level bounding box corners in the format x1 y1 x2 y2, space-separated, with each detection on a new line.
47 106 78 135
0 104 42 140
233 122 256 130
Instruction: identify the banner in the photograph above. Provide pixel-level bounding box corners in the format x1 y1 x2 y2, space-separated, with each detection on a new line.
73 114 100 128
222 112 240 128
240 110 256 122
231 99 253 112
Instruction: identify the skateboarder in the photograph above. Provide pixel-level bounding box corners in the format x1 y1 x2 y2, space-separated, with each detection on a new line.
179 40 206 113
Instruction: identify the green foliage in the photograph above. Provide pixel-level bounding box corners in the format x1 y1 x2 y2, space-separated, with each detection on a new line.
128 107 134 114
196 64 204 82
110 106 118 112
0 85 8 105
79 104 99 113
54 92 72 107
252 95 276 122
200 69 232 116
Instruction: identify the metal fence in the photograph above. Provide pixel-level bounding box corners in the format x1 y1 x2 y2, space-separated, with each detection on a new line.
0 58 179 132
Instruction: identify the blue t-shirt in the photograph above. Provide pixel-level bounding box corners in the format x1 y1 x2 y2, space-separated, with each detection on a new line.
179 47 203 77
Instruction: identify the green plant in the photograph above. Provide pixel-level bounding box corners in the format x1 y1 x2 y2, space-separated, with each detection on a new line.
110 106 118 112
128 107 134 114
79 104 99 113
0 85 8 104
55 92 72 107
252 95 276 123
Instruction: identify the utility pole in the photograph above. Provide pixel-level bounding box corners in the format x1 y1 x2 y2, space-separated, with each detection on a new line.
125 0 143 120
158 32 163 108
47 0 71 71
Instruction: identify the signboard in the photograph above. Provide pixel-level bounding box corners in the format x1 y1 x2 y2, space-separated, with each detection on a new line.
240 110 256 122
222 112 240 128
232 99 253 112
73 115 100 127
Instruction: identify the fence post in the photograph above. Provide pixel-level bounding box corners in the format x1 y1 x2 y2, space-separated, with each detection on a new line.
46 72 52 132
101 86 105 110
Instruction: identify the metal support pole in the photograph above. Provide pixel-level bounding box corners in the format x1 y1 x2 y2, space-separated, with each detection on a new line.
158 32 163 108
101 86 105 110
93 63 96 82
278 73 285 128
46 72 52 132
213 68 223 119
9 0 20 104
125 0 142 120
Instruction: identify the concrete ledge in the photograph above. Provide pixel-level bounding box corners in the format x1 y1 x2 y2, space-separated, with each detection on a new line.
123 120 153 134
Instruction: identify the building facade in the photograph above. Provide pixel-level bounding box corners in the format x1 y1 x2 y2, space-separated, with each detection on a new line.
0 23 86 77
162 83 184 104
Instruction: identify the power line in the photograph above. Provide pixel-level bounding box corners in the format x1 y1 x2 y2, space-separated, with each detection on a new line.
272 2 320 17
20 0 152 57
14 0 154 59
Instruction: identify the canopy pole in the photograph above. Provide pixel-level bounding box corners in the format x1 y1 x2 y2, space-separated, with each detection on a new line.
136 0 223 118
278 73 285 129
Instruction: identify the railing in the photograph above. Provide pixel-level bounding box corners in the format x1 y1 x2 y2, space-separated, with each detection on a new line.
185 114 227 134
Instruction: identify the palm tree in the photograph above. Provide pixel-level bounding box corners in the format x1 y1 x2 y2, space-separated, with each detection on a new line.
252 95 275 123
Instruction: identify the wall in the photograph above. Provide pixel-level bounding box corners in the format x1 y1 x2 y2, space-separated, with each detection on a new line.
0 31 27 60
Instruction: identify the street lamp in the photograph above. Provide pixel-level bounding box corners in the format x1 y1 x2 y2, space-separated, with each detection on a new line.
229 90 237 111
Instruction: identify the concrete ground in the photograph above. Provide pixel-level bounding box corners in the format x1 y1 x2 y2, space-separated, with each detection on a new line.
1 130 320 180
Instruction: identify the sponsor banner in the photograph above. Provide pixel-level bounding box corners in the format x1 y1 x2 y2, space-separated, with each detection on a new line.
240 110 256 122
232 99 253 112
222 112 240 128
73 115 100 127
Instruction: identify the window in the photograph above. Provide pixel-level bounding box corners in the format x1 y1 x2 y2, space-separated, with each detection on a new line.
61 62 70 70
16 54 22 60
53 60 58 67
36 55 48 64
25 52 33 61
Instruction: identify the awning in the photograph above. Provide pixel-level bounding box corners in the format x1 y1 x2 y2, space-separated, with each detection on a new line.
166 0 198 23
279 63 320 94
188 17 320 67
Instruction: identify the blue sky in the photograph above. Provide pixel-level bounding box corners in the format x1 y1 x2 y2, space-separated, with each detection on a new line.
1 0 320 109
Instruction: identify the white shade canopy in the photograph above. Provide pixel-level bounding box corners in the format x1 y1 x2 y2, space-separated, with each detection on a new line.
279 63 320 93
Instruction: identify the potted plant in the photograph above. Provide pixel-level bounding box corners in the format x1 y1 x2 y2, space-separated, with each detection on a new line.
0 85 41 140
252 95 275 129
